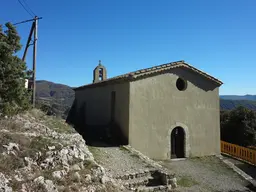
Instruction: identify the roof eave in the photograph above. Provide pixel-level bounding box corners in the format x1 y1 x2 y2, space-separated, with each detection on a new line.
182 62 223 86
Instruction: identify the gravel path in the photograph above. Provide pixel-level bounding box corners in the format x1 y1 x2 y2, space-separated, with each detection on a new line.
159 156 254 192
88 143 154 178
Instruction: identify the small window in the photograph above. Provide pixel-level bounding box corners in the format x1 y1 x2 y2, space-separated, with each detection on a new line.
176 78 187 91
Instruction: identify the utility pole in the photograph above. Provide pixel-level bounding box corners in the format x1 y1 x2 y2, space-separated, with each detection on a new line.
21 17 42 62
21 16 42 107
22 22 34 62
32 16 38 108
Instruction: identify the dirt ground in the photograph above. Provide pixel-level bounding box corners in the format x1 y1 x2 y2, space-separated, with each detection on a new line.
158 156 256 192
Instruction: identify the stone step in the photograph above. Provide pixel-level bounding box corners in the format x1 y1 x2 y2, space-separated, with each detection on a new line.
114 169 155 180
136 185 169 192
113 169 176 191
122 175 153 189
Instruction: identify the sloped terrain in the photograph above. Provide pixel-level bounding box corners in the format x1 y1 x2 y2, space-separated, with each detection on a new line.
0 109 121 192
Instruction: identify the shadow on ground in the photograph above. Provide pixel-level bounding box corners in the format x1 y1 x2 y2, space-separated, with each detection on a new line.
72 124 128 148
246 183 256 192
222 154 256 180
236 164 256 180
227 182 256 192
221 155 256 192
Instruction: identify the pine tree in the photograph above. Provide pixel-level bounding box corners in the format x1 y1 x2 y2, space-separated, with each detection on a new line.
0 22 31 115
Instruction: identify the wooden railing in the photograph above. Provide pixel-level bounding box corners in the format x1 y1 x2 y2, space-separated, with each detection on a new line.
221 141 256 166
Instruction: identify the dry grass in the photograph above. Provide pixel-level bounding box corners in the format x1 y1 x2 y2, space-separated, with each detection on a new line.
0 120 24 132
41 115 76 134
0 131 61 175
1 108 76 135
26 109 46 120
29 136 62 152
0 132 29 153
63 185 80 192
25 109 76 134
83 159 98 170
177 175 199 187
88 146 101 159
57 171 89 191
9 180 23 191
0 155 25 172
23 182 48 192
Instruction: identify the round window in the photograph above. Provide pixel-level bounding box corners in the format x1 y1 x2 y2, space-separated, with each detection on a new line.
176 78 187 91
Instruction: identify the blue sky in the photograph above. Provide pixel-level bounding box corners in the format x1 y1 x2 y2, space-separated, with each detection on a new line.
1 0 255 95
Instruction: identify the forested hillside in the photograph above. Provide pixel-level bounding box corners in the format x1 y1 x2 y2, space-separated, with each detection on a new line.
35 81 75 118
220 99 256 111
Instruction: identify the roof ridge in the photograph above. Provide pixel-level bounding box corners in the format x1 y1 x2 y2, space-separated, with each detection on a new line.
126 60 185 76
74 60 222 90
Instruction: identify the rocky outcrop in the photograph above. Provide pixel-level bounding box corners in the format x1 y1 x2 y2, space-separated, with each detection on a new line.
0 109 120 192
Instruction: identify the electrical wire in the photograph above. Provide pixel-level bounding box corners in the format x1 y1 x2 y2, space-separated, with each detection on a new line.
17 0 35 17
20 0 36 16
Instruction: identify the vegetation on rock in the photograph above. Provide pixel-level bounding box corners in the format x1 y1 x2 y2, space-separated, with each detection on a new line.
0 109 120 191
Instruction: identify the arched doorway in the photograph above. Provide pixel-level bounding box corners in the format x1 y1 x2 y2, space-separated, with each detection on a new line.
171 126 185 158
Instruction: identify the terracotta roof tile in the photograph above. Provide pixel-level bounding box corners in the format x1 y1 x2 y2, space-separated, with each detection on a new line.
74 60 223 90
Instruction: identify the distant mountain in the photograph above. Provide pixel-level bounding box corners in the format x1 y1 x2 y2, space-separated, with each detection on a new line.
36 80 75 105
220 95 256 101
219 95 256 111
220 99 256 111
35 80 75 117
35 80 256 116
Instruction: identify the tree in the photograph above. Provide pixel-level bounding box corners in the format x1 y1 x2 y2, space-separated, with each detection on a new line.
0 22 31 115
220 106 256 147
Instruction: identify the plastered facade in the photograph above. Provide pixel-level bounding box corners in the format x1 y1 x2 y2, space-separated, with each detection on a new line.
74 82 130 139
128 68 220 160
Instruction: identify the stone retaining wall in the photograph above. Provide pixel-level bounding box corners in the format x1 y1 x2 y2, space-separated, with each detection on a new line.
121 145 177 189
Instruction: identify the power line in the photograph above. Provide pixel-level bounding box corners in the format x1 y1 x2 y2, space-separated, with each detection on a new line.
17 0 34 17
21 0 36 16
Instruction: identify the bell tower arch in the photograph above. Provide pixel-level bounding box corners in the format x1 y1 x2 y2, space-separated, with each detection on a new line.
93 60 107 83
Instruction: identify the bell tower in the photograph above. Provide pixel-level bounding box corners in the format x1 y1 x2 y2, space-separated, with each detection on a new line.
93 60 107 83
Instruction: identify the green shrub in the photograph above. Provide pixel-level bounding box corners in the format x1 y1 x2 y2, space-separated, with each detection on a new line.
0 23 31 116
